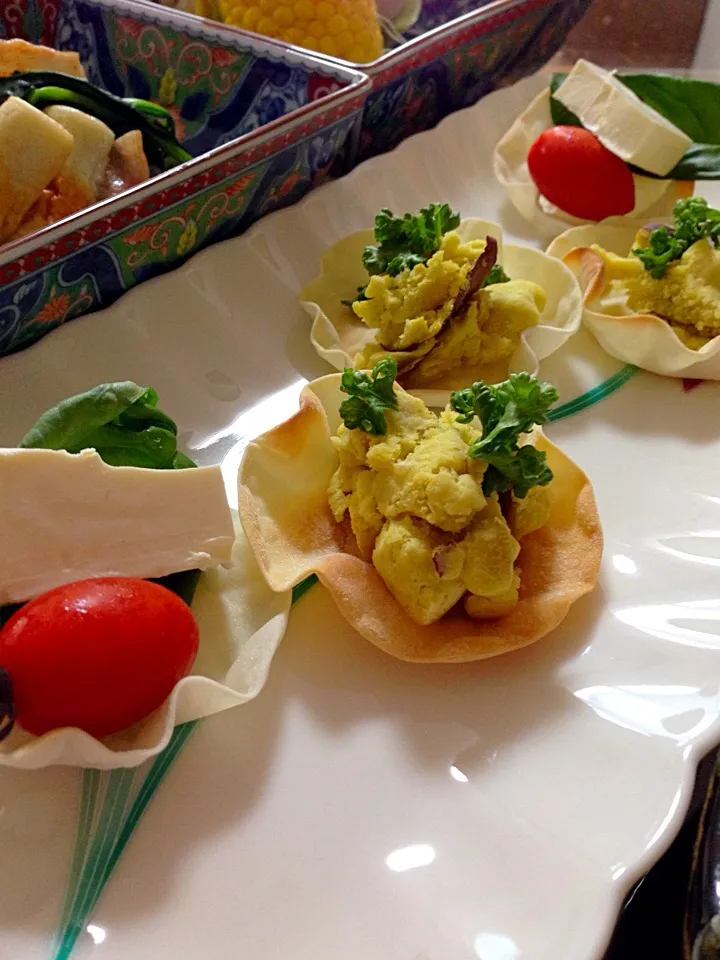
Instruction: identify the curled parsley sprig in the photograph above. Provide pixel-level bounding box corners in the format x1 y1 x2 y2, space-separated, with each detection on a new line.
362 203 461 279
451 373 559 499
633 197 720 278
343 204 509 305
339 358 398 436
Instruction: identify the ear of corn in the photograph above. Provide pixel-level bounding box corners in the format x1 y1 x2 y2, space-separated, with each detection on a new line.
199 0 385 64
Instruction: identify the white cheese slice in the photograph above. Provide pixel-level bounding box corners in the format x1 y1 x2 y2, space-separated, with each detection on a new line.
0 448 236 605
44 105 115 202
553 59 692 177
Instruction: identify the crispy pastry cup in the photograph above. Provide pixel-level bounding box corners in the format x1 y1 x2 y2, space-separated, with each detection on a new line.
0 516 290 769
548 220 720 378
238 375 603 664
300 218 582 396
492 88 691 238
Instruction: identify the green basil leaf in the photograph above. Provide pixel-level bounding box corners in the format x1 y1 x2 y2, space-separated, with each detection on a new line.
6 383 201 622
72 423 179 469
152 569 202 607
549 71 720 180
666 143 720 180
549 72 582 127
18 382 148 451
619 74 720 145
19 381 195 470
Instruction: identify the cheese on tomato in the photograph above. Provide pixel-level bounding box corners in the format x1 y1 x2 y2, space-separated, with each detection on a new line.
0 448 236 604
553 59 691 177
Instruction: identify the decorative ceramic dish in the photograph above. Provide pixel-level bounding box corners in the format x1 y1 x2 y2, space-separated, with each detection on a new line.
2 76 720 960
350 0 593 165
150 0 592 167
0 0 369 357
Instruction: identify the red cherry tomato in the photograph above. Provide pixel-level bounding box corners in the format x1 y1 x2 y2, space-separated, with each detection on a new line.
0 578 199 738
527 126 635 221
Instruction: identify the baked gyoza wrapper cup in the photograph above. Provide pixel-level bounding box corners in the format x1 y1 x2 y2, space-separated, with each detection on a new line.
238 375 602 664
300 219 582 394
547 220 720 379
0 516 290 770
493 88 692 238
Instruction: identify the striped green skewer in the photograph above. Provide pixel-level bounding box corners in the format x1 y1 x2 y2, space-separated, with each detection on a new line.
52 362 639 958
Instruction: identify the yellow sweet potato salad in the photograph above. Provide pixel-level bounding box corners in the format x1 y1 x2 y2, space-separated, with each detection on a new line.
347 206 546 385
574 199 720 349
237 360 602 662
328 370 550 625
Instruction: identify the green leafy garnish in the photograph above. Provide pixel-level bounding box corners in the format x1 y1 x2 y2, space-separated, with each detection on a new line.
362 203 461 278
549 73 582 127
633 197 720 278
451 373 559 499
0 72 190 171
10 382 200 617
339 358 398 435
341 285 370 307
549 72 720 180
19 381 194 470
483 263 511 286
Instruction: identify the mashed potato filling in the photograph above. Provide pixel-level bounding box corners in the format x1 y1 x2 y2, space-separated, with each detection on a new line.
327 388 550 626
351 231 546 383
596 235 720 347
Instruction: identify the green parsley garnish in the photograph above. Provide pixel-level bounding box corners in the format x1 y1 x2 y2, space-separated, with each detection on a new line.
483 263 511 287
339 358 398 436
362 203 461 278
633 197 720 279
451 373 559 499
342 203 465 306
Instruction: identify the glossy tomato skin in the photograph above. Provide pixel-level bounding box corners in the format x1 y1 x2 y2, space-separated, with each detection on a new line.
527 126 635 221
0 578 199 738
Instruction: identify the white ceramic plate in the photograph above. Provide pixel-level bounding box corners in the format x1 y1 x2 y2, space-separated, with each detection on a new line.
3 74 720 960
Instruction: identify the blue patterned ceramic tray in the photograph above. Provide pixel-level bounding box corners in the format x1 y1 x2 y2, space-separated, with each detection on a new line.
350 0 593 164
0 0 369 356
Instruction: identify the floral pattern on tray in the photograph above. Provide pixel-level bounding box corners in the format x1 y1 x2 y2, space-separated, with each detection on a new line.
0 0 367 356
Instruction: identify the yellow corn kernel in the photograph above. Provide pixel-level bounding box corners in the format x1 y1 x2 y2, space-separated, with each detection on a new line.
273 5 294 28
243 6 261 29
284 26 305 45
210 0 384 63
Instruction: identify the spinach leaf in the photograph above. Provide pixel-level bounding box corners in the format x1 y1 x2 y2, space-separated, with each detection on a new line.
0 72 191 171
18 382 191 470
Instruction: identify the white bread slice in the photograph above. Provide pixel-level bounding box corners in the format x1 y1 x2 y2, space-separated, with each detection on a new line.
0 39 85 78
0 96 73 243
44 105 114 205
